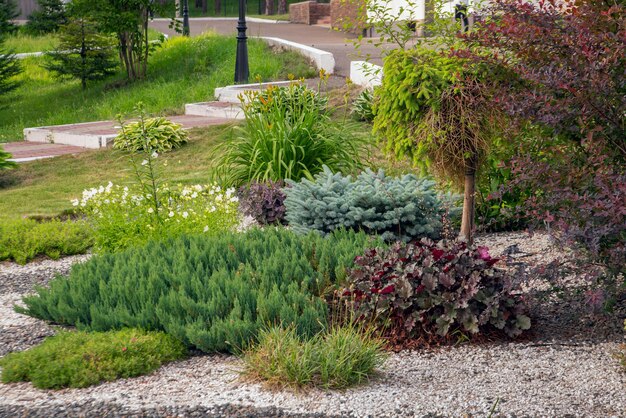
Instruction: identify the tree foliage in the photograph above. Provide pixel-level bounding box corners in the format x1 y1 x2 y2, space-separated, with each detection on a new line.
45 17 118 89
71 0 175 81
0 0 19 36
374 48 502 241
25 0 67 35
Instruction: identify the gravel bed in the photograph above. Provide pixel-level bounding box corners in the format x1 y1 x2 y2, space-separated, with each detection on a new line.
0 232 624 418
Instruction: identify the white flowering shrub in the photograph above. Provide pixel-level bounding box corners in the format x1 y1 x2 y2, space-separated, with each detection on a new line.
74 182 240 252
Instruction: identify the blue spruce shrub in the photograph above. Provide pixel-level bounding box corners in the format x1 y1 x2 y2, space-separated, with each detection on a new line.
285 166 458 242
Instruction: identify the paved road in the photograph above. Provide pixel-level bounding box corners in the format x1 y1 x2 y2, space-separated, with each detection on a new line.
150 18 384 77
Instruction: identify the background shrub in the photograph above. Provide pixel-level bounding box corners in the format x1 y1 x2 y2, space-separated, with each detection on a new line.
0 329 186 389
0 0 18 36
19 229 382 353
342 239 530 344
285 166 457 242
242 325 386 389
0 218 93 264
213 83 368 186
238 180 286 225
114 116 189 153
74 182 239 253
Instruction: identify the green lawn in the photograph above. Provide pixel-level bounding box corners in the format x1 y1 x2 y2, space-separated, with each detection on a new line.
4 32 59 54
0 33 315 142
0 126 231 219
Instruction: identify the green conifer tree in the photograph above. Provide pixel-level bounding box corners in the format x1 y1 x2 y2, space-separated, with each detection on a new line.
25 0 67 34
0 0 19 36
45 17 118 89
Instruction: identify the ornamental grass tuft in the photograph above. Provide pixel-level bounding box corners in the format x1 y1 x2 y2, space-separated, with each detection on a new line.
242 324 386 389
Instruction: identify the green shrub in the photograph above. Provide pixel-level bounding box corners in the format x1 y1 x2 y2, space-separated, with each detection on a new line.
114 116 189 153
74 182 239 253
0 218 93 264
342 239 531 345
19 229 382 353
213 83 368 186
351 89 375 122
242 325 386 389
0 144 16 170
0 329 186 389
285 166 458 242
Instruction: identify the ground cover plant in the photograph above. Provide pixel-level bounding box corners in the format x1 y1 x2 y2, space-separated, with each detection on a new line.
18 228 383 353
285 166 457 242
213 82 368 186
342 239 531 345
0 218 93 264
0 329 186 389
242 325 386 389
0 34 314 142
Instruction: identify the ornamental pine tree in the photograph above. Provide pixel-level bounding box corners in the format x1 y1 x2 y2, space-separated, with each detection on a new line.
0 46 20 98
25 0 67 34
0 0 19 36
45 18 118 89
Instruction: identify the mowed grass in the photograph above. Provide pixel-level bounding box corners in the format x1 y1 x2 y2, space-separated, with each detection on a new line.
0 126 232 219
3 32 59 53
0 33 316 142
2 29 164 54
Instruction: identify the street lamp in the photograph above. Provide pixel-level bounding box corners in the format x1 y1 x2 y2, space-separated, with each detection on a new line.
182 0 190 36
234 0 249 83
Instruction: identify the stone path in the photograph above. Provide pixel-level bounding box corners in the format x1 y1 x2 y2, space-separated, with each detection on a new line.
3 142 86 162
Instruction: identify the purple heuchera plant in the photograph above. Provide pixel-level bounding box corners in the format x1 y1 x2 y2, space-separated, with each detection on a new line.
342 239 531 342
238 181 287 225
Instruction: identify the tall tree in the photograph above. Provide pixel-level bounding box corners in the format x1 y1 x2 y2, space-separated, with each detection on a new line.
45 17 118 89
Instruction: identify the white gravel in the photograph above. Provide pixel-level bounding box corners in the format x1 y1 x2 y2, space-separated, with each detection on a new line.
0 232 624 417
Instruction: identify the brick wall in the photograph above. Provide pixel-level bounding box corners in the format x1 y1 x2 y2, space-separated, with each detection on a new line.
289 1 330 25
330 0 367 34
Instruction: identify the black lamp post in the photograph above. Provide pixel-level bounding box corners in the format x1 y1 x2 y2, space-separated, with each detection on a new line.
182 0 190 37
234 0 249 84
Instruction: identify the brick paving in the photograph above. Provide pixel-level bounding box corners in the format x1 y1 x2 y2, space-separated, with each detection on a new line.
3 142 86 161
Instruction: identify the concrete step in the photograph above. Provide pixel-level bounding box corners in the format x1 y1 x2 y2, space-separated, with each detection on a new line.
24 115 235 149
184 101 245 119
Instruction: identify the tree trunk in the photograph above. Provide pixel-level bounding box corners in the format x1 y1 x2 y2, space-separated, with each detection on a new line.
277 0 287 14
202 0 208 13
214 0 221 14
459 167 476 244
265 0 274 15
